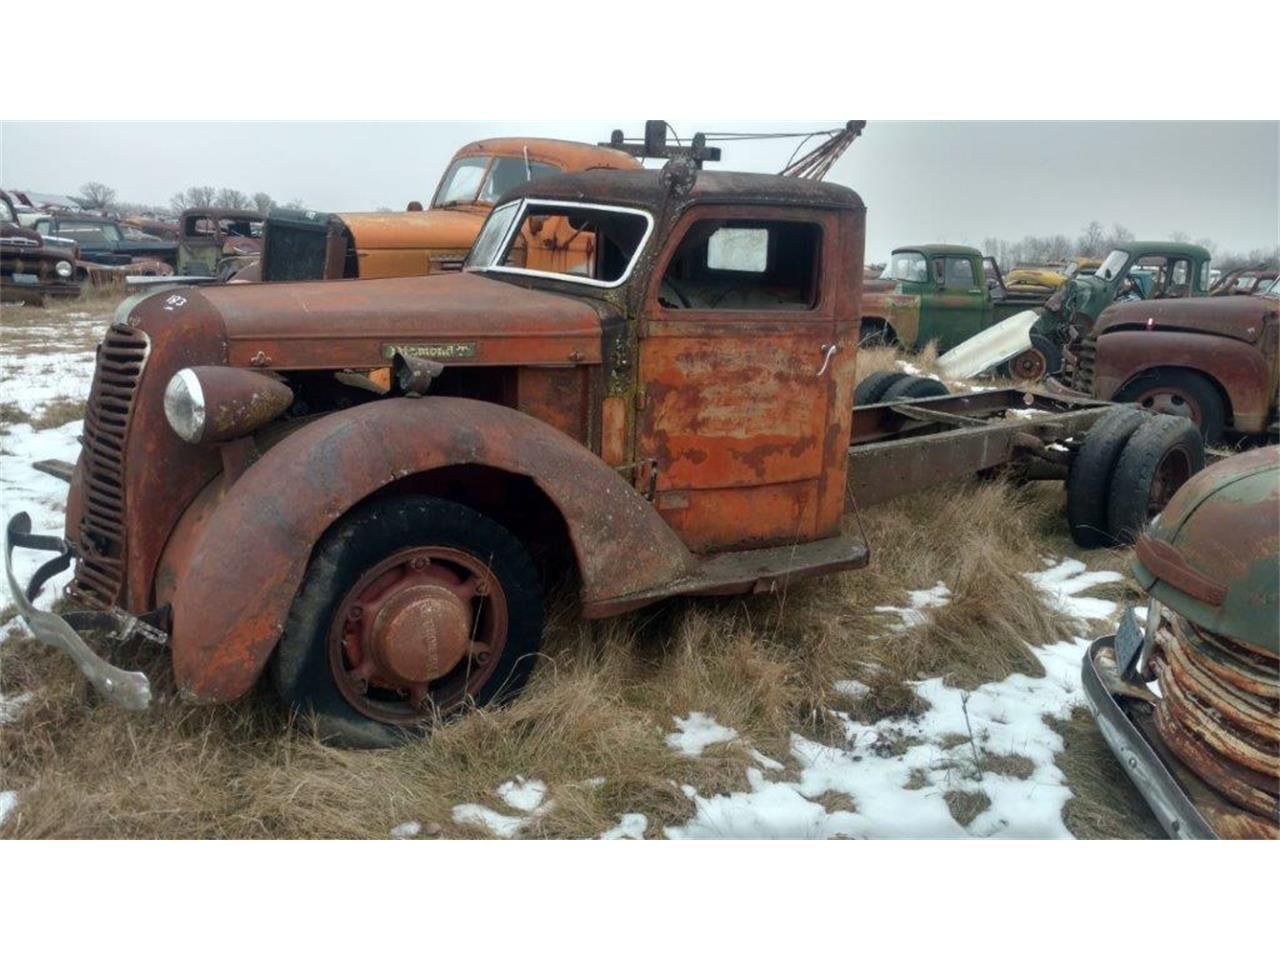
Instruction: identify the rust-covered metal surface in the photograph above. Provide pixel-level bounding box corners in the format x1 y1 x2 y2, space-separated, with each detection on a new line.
1084 294 1280 434
168 397 698 702
1088 446 1280 839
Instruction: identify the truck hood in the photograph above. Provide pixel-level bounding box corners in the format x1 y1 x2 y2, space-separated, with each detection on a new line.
1095 295 1278 345
185 271 606 369
338 208 482 251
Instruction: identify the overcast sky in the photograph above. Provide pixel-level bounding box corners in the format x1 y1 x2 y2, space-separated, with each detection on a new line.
2 121 1275 261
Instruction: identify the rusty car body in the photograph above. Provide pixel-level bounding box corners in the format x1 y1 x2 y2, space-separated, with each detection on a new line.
1082 445 1279 839
1067 285 1279 443
8 162 1186 748
252 138 642 283
32 213 179 269
175 207 264 279
1 191 79 304
1211 267 1279 297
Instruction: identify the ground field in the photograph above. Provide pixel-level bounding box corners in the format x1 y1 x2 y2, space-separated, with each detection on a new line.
0 293 1163 839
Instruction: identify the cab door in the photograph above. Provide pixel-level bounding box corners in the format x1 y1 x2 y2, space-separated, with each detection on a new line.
920 255 987 351
635 206 858 553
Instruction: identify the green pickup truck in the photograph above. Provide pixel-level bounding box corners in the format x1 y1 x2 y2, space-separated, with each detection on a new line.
861 241 1215 380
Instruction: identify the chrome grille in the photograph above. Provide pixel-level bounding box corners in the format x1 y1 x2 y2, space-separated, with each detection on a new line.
1071 333 1097 395
72 324 149 608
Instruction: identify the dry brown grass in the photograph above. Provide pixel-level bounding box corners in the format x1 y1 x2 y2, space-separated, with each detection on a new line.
1050 707 1164 840
0 471 1144 839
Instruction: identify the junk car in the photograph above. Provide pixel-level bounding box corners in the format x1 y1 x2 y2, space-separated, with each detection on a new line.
32 214 178 269
6 162 1204 748
0 191 78 304
1066 282 1279 444
1082 445 1278 839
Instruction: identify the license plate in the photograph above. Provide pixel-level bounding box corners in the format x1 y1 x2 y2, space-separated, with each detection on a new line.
11 272 38 285
1114 606 1143 679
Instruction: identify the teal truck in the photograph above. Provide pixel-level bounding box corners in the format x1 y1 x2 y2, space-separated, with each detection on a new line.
861 241 1215 380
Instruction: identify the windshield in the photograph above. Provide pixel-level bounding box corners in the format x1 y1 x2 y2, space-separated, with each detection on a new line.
465 199 653 288
1097 249 1129 281
435 155 563 208
42 220 121 243
881 251 928 282
435 157 488 206
0 197 15 224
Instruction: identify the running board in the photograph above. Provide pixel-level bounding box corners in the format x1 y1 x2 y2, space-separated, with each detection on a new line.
584 533 870 618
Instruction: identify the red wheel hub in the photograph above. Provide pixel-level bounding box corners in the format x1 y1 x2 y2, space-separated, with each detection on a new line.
328 546 508 724
1008 348 1047 381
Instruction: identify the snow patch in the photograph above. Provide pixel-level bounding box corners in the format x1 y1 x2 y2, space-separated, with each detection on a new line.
496 777 547 812
452 804 530 839
600 813 648 840
0 791 16 828
390 821 421 839
1026 558 1123 623
874 581 951 631
665 712 738 756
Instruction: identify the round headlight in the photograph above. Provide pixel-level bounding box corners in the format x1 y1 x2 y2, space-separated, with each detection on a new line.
163 369 207 443
55 260 74 278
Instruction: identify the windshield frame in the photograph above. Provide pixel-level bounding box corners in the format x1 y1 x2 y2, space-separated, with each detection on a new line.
465 197 655 290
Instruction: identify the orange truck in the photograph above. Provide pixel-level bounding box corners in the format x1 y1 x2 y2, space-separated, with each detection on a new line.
246 138 641 282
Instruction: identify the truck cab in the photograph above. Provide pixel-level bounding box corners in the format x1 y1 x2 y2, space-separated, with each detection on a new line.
861 243 1042 353
253 137 642 282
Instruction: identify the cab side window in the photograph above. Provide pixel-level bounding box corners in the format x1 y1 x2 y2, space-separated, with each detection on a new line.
943 257 976 289
658 219 822 311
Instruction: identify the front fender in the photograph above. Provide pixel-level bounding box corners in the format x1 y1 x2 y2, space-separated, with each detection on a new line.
170 397 696 702
1094 331 1274 433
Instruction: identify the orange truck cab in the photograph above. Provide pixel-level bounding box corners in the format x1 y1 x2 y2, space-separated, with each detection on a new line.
251 138 641 282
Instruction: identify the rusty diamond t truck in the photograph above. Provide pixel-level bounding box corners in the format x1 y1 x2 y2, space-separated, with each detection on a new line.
6 163 1202 747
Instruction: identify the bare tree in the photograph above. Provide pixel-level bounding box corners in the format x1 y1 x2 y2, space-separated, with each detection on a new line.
281 198 307 210
214 188 250 210
1074 221 1105 257
170 186 218 213
252 192 274 214
74 181 117 210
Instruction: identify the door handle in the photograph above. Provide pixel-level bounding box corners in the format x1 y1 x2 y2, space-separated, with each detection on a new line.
816 343 838 376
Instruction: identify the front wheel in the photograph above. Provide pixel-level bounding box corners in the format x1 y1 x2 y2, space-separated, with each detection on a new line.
271 495 545 748
1113 369 1226 446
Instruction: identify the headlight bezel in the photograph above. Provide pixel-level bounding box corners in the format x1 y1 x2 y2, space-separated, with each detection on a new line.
55 259 74 278
163 368 208 443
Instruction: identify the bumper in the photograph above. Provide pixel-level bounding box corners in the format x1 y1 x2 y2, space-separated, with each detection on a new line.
4 512 165 711
1081 635 1216 839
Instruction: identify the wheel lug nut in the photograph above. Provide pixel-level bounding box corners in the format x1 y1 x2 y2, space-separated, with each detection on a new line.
411 557 427 570
475 651 491 665
347 605 363 620
475 580 489 596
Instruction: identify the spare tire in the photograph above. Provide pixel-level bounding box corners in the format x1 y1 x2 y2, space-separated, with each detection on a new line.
854 370 911 406
880 375 950 402
1066 406 1147 548
1107 415 1205 544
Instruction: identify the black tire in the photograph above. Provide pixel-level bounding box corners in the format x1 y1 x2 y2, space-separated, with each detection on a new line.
271 495 545 749
854 370 911 406
1066 406 1147 548
1113 369 1226 446
1107 415 1205 544
880 375 950 402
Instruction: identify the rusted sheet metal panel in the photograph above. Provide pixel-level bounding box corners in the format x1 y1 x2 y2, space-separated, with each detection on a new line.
514 366 592 443
1092 329 1276 434
169 397 696 702
1151 616 1278 834
860 290 921 344
199 271 605 371
634 204 852 553
1096 293 1276 345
